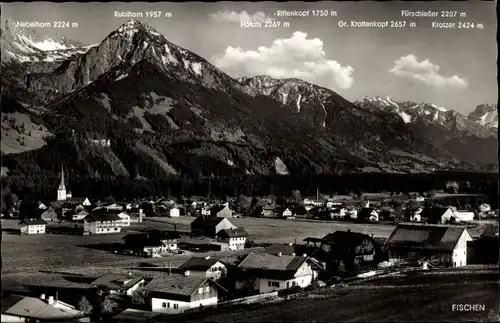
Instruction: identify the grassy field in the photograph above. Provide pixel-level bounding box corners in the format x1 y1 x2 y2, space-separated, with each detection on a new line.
190 271 499 322
1 216 395 273
149 216 396 244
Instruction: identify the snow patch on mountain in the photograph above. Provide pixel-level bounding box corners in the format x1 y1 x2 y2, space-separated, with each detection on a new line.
296 94 302 113
431 103 447 112
399 111 412 123
191 62 202 76
275 157 289 175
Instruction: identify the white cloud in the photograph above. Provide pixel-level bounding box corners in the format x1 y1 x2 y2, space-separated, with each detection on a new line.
208 10 274 23
389 54 468 89
213 31 355 90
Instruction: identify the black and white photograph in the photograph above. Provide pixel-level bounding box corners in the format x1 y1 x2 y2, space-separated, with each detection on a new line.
1 1 498 322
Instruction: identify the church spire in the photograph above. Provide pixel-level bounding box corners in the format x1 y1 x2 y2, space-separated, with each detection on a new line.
58 166 65 190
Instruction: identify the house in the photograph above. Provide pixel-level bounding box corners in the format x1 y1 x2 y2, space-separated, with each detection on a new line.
37 202 48 210
479 203 491 213
415 196 425 202
143 274 222 314
467 225 499 264
66 197 92 207
236 252 313 294
326 201 343 209
104 203 124 211
303 198 325 207
330 207 347 219
217 228 248 250
179 256 227 280
319 231 380 272
261 205 276 217
357 208 379 222
282 208 292 218
422 206 455 224
210 205 233 218
190 216 236 238
201 206 212 216
409 207 423 222
383 223 473 267
129 208 144 222
116 212 131 227
291 205 308 216
40 207 58 222
168 207 180 218
122 232 178 256
450 208 475 222
1 294 87 322
83 213 122 234
20 218 47 235
265 244 324 280
72 209 89 221
90 274 146 296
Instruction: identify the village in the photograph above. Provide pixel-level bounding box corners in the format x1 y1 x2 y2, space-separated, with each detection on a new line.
1 168 499 322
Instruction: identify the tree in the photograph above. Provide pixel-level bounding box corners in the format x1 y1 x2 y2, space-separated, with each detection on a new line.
292 189 302 203
235 194 252 212
99 296 117 317
130 288 146 306
77 296 93 315
10 193 18 205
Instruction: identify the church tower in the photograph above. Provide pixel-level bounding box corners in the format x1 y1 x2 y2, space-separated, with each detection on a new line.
57 166 67 201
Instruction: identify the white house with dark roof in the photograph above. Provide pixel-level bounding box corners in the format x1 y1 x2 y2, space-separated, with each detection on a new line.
237 252 313 294
19 218 47 235
179 256 227 280
90 273 146 296
143 273 223 314
83 213 122 234
384 223 473 267
1 294 87 322
216 228 248 250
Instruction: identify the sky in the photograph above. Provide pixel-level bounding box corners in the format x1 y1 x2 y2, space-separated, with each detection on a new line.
1 1 497 114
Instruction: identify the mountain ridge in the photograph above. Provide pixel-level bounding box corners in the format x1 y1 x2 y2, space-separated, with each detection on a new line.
0 19 496 184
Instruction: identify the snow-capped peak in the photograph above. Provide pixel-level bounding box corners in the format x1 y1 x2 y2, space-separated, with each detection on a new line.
430 103 447 112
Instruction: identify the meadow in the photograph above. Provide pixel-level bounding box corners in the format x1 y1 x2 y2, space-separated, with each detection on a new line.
188 270 499 322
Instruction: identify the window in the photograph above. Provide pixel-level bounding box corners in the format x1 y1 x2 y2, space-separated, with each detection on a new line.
162 302 167 308
174 304 178 309
167 303 170 308
198 288 203 294
292 281 296 287
204 286 210 293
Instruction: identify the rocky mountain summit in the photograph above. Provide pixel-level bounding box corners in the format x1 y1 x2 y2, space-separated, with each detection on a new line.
1 19 496 182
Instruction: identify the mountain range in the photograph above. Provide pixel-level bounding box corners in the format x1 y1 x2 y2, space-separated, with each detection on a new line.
1 19 497 183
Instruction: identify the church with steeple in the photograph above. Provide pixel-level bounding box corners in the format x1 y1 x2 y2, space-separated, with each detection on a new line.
57 166 73 201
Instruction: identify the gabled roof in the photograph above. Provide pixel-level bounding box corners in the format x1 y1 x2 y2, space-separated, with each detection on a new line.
217 228 249 238
357 208 377 219
19 218 47 226
179 257 221 271
84 213 121 222
65 197 88 204
91 274 144 291
238 252 307 272
210 204 229 214
190 215 230 229
321 231 375 248
2 295 82 320
143 274 210 296
421 206 452 218
384 223 469 252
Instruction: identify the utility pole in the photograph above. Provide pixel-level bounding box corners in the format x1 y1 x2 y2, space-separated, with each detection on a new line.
317 188 319 201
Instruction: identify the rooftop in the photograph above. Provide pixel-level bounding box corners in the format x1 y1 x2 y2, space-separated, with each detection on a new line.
2 295 82 320
179 256 221 271
238 252 307 272
384 223 469 252
90 274 144 291
143 274 208 296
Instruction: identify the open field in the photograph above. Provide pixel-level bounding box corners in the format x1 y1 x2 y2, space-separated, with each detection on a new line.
148 216 396 244
189 270 499 322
